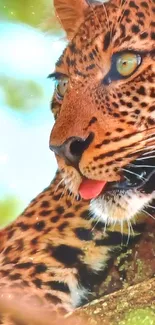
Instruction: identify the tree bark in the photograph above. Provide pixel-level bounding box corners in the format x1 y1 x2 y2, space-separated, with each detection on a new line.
66 277 155 325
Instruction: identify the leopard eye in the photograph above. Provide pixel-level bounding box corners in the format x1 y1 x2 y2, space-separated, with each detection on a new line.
116 53 141 77
55 78 69 101
103 52 142 85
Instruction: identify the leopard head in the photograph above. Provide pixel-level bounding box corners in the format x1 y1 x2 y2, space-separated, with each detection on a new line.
49 0 155 225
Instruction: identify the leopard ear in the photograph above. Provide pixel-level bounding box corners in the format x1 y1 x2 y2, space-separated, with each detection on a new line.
54 0 91 39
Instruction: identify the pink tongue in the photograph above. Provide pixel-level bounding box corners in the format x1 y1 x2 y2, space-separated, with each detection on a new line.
79 179 106 200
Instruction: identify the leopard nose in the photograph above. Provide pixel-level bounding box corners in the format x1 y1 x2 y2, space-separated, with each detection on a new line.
50 133 94 166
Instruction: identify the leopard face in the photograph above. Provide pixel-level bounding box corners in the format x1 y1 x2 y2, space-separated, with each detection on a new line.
49 0 155 225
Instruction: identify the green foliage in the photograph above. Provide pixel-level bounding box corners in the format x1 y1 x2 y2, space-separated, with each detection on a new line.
0 77 45 111
0 0 49 27
0 196 23 228
119 308 155 325
0 0 60 32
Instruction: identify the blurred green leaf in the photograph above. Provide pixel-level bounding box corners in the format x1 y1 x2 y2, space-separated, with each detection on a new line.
0 0 61 32
0 196 23 228
119 308 155 325
0 77 45 111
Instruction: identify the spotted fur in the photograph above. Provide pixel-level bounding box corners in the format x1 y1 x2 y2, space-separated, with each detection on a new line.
0 0 154 323
0 172 141 324
50 0 155 225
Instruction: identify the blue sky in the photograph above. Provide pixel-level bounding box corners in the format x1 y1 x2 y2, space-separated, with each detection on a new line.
0 21 66 208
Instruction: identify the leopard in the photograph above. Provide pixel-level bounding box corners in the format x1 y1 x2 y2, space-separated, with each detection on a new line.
0 0 154 323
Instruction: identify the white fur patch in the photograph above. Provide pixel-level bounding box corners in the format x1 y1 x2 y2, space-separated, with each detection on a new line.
70 284 89 308
90 189 155 225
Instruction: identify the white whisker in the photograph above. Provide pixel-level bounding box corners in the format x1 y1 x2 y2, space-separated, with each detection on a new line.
103 218 108 235
111 218 117 232
120 219 124 237
136 155 155 161
126 219 131 245
75 194 81 201
120 219 125 245
141 149 155 156
126 219 134 244
133 146 155 155
130 163 155 168
61 185 68 198
54 178 64 193
146 204 155 210
145 137 155 144
129 221 135 236
141 209 155 221
121 168 146 182
91 216 101 233
123 174 131 182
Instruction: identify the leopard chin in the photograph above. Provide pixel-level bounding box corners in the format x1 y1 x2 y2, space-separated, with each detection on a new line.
88 157 155 224
61 156 155 224
90 189 155 225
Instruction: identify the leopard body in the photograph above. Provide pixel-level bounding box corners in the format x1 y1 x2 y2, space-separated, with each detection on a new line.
0 0 154 323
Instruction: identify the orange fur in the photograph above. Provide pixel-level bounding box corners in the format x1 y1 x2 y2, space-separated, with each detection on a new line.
0 0 154 323
54 0 89 38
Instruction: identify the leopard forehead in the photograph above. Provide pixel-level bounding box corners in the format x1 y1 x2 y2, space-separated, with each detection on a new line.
53 0 155 135
57 0 155 76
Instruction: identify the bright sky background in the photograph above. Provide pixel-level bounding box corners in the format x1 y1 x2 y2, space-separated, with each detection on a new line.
0 21 66 209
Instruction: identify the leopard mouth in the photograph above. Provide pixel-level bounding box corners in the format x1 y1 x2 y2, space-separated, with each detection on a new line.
79 157 155 200
106 157 155 194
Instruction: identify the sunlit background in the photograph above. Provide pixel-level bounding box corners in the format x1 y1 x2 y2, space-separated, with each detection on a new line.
0 0 66 227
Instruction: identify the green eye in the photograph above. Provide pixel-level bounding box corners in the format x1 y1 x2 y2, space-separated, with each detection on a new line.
56 78 68 101
103 51 142 85
116 53 141 77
